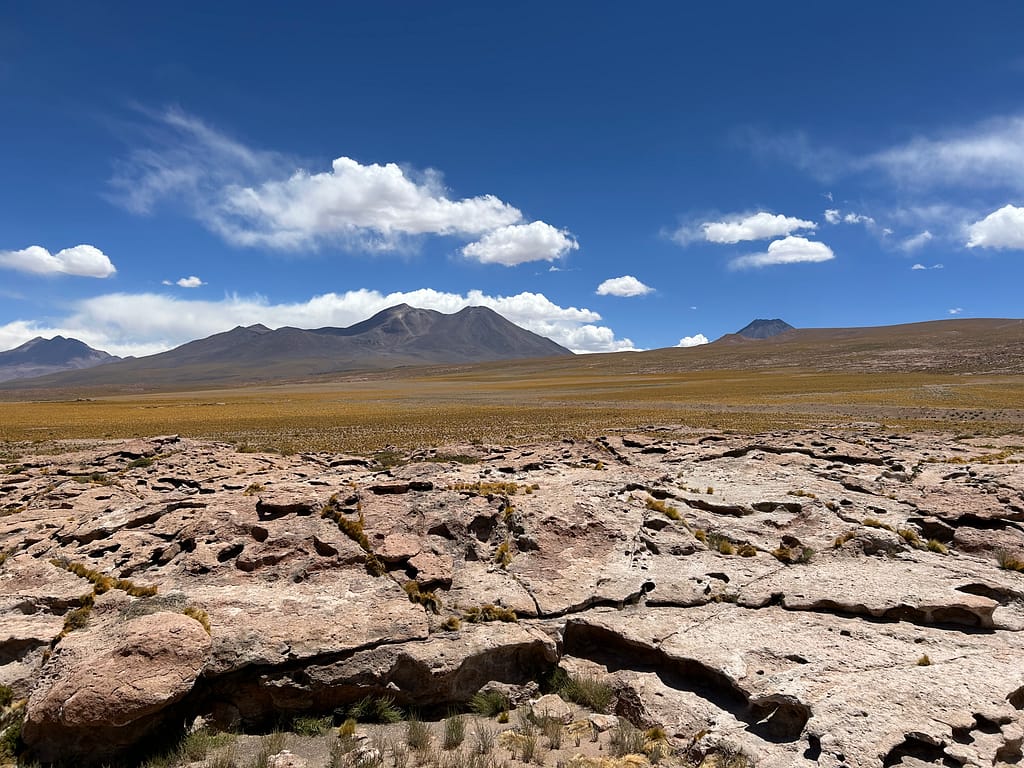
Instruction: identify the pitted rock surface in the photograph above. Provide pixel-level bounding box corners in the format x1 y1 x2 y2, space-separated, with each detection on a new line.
1 429 1023 766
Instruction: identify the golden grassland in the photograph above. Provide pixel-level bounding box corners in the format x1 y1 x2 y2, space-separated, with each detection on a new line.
0 369 1022 455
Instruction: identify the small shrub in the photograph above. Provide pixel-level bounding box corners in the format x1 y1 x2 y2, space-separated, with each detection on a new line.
645 497 681 521
463 604 517 623
443 713 465 750
705 486 714 495
243 483 265 496
644 726 667 742
0 684 12 708
182 605 211 634
927 539 948 554
0 710 23 761
737 543 757 558
469 690 509 717
339 718 358 737
917 654 932 666
833 530 858 548
558 673 613 713
441 615 462 631
494 540 514 569
127 457 154 469
403 581 441 613
693 529 707 543
62 604 92 634
897 528 922 546
772 545 815 565
863 517 894 532
788 489 817 499
520 732 539 763
497 711 510 724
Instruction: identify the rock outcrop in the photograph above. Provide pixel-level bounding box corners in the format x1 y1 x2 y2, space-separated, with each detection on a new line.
1 428 1023 766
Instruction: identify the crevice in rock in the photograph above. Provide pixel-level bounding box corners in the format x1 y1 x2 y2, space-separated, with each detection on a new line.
792 598 993 632
698 444 884 466
562 619 809 744
882 734 959 767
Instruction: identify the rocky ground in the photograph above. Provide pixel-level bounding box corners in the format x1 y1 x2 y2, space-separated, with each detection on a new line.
1 427 1023 768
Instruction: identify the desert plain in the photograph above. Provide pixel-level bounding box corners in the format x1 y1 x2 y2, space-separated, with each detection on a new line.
2 329 1024 768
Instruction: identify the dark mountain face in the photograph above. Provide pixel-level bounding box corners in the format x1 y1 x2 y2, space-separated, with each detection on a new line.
736 319 795 339
1 305 573 391
0 336 120 382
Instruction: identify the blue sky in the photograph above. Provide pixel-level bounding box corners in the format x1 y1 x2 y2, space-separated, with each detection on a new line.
2 3 1024 356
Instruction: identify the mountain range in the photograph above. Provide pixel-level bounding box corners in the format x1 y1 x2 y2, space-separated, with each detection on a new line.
0 336 120 383
0 304 571 389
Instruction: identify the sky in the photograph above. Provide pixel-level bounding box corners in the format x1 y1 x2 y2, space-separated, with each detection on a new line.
2 3 1024 357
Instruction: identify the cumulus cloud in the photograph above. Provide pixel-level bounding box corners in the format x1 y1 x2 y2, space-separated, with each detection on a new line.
461 222 578 265
966 204 1024 250
900 230 934 252
162 275 206 288
0 244 116 278
729 236 835 270
948 307 964 315
678 211 816 245
843 212 875 226
824 209 841 224
110 108 572 263
911 263 927 270
0 288 634 356
675 334 709 347
595 275 653 297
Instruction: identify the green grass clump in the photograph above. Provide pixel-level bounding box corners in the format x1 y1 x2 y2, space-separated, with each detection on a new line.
470 690 510 718
557 673 614 713
347 694 403 724
322 505 386 576
127 457 154 469
291 714 334 736
406 717 431 750
0 685 12 709
176 728 235 761
610 721 646 757
926 539 948 554
443 713 466 750
50 558 158 597
451 481 523 496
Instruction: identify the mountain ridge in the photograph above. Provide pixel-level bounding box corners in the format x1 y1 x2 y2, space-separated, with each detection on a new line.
0 336 120 383
0 305 572 390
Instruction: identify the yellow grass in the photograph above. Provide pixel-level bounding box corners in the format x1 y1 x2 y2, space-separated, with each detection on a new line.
0 370 1021 454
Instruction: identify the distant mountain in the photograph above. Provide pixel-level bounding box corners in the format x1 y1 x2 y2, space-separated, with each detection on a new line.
736 319 794 339
0 305 572 391
0 336 120 383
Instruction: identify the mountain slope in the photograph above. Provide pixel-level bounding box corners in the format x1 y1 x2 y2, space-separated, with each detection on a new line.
0 305 572 391
0 337 120 382
735 318 794 339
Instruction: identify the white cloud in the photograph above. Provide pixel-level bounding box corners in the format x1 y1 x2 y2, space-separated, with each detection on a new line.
0 244 116 278
966 204 1024 250
675 334 709 348
843 212 875 226
689 212 816 244
948 307 964 315
729 236 835 270
595 275 653 297
461 221 578 265
163 276 206 288
900 230 934 252
824 209 840 224
0 288 633 356
911 263 927 270
867 115 1024 191
110 108 571 261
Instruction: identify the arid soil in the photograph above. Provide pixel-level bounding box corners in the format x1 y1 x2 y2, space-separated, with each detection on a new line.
2 428 1024 767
